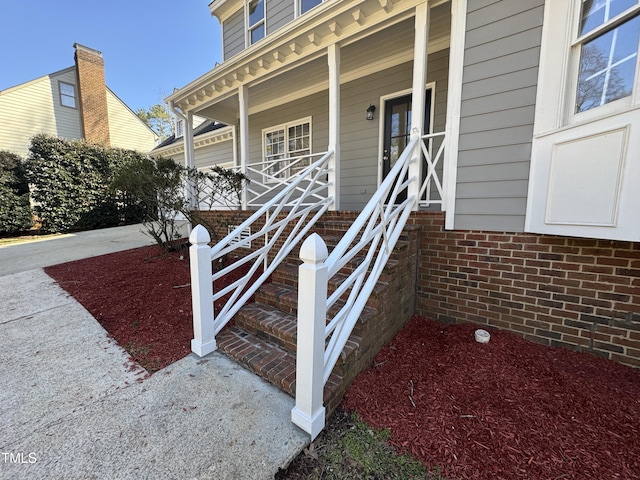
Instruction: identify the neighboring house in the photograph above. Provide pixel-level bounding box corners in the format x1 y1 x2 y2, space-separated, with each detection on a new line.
0 43 158 157
167 0 640 373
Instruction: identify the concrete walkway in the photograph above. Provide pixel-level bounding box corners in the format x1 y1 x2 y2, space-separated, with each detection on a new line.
0 225 308 479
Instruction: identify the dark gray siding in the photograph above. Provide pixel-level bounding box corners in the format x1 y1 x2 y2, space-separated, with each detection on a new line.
455 0 544 231
223 9 245 60
267 0 294 35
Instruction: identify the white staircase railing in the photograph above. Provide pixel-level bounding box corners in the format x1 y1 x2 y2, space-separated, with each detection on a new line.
292 131 446 439
189 150 334 357
292 135 418 439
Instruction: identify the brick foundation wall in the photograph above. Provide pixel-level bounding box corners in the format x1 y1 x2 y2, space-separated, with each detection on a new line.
74 43 110 146
408 211 640 368
193 209 640 368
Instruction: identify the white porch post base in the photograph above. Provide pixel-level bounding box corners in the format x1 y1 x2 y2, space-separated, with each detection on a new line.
292 233 328 440
291 406 326 440
189 225 217 357
191 338 217 357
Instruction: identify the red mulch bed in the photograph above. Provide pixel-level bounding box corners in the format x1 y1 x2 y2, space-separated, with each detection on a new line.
343 315 640 479
45 243 253 373
45 247 640 478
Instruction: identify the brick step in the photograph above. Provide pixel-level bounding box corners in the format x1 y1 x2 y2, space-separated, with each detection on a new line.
234 301 363 367
255 280 383 317
271 262 393 296
216 325 343 407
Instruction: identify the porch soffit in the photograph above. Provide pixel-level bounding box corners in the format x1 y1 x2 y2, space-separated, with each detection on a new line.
168 0 445 116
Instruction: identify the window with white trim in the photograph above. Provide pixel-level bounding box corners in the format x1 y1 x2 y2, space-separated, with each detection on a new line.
262 118 311 181
247 0 265 45
59 81 76 108
176 119 184 137
574 0 640 114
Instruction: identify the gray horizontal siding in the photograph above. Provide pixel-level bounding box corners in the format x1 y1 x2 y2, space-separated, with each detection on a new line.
223 10 245 60
266 0 294 35
455 0 544 232
341 50 449 211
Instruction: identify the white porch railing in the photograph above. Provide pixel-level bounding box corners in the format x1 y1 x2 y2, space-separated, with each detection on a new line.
292 130 446 439
189 151 334 356
418 131 446 209
241 153 330 209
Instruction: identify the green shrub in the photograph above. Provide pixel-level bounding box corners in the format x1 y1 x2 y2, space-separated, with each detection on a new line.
111 157 248 250
24 134 149 233
0 150 33 235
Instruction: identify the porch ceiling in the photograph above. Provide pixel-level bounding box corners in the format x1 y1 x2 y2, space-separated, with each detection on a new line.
170 0 450 123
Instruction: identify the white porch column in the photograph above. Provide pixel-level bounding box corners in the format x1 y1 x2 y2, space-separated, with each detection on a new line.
327 44 340 211
239 85 249 210
184 111 197 209
409 3 430 209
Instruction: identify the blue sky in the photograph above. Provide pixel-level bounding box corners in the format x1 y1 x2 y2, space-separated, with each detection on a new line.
0 1 222 112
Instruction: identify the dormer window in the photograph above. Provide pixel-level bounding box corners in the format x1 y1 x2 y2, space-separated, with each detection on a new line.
247 0 265 45
59 81 76 108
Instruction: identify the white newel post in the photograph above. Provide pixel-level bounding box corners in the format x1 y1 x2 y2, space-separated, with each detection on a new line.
189 225 217 356
291 233 328 440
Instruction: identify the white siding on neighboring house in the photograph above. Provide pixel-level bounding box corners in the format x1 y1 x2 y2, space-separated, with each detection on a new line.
106 89 158 152
0 68 82 157
455 0 545 232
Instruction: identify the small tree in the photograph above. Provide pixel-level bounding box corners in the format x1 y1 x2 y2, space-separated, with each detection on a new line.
136 104 174 141
111 157 248 250
0 150 32 235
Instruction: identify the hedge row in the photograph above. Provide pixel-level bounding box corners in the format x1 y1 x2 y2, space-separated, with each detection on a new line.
0 150 33 235
25 134 149 233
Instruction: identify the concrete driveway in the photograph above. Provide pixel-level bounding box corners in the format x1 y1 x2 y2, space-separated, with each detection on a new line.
0 223 308 479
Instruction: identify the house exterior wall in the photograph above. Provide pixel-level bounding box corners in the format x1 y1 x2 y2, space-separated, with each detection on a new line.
244 50 448 210
0 69 83 157
410 211 640 368
106 90 158 153
193 140 235 170
223 9 245 60
267 0 295 35
455 0 545 232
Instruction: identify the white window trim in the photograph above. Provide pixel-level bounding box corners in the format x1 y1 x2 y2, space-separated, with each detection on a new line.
534 0 640 135
261 116 312 184
245 0 266 47
59 81 77 109
526 0 640 242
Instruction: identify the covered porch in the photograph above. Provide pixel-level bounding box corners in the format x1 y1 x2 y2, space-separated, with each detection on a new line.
166 0 463 219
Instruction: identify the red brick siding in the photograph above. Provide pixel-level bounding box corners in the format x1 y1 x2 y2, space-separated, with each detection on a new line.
194 210 640 368
408 211 640 368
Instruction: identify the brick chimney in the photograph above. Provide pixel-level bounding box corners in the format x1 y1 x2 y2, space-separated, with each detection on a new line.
74 43 111 146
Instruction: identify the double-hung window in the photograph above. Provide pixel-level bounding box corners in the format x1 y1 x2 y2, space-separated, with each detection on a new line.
263 118 311 182
59 81 76 108
574 0 640 114
247 0 265 45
